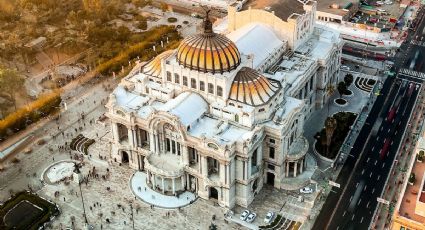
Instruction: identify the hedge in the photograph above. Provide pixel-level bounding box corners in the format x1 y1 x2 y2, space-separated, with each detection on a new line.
0 90 62 142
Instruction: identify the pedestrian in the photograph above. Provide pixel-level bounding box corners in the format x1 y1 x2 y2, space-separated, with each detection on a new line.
63 197 66 202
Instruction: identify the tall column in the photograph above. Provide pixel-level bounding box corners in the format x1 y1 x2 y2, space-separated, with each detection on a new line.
202 156 208 177
162 177 165 193
286 162 289 177
128 127 134 146
172 178 175 195
155 134 159 153
220 163 225 184
300 159 304 174
149 132 155 152
112 123 119 142
182 145 189 165
294 162 298 177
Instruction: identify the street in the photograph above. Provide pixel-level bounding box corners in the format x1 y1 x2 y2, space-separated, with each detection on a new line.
313 5 425 230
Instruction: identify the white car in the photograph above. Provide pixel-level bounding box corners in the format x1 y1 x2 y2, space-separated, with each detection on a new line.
341 65 350 71
264 211 275 224
385 1 393 4
377 9 386 12
300 187 313 194
376 1 384 4
246 212 257 223
240 210 250 221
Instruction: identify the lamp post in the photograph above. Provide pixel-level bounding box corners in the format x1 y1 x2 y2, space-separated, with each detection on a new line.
129 202 135 229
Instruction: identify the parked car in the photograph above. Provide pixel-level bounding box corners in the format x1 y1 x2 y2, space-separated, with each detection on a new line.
376 1 384 4
300 187 313 194
377 9 386 12
264 211 275 224
246 212 257 223
341 65 350 71
385 1 393 4
240 210 250 221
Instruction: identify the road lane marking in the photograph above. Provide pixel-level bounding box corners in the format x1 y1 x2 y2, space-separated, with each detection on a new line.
364 185 367 191
367 201 370 208
367 157 370 163
343 211 346 217
356 182 359 188
352 214 355 220
388 128 391 133
372 188 375 194
360 217 364 223
372 146 375 151
375 160 378 165
358 198 362 206
350 196 353 202
361 169 365 175
377 175 381 181
382 162 386 168
370 172 373 178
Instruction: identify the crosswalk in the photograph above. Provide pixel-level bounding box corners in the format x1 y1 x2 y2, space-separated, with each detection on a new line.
399 68 425 81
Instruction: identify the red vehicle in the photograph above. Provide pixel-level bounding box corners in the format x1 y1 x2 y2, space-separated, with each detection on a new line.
380 138 391 159
387 97 401 123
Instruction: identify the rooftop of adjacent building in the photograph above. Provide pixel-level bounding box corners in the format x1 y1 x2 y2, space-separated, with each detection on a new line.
316 0 358 17
396 136 425 224
242 0 306 22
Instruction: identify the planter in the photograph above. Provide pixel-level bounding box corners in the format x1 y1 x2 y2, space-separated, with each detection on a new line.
334 98 348 106
343 89 353 97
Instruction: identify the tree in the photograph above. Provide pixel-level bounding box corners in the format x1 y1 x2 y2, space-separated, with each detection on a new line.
324 116 337 156
326 84 335 114
337 82 347 99
344 73 354 87
0 67 24 111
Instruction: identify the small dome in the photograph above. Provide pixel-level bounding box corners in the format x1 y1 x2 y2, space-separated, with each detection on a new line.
141 50 174 78
229 67 281 106
176 13 241 74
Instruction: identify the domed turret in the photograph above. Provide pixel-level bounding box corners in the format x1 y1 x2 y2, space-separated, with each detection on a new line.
229 67 281 106
176 11 241 74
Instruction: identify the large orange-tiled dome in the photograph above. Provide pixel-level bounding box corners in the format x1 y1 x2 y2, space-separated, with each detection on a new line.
176 14 241 74
229 67 281 106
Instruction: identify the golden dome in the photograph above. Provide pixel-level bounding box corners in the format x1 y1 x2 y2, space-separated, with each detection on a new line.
176 13 241 74
229 67 281 106
141 50 174 78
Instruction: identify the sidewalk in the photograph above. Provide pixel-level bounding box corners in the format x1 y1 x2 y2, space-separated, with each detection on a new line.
371 88 425 229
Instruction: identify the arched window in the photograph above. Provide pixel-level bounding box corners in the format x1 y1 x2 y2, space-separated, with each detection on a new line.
217 86 223 96
208 83 214 94
183 76 188 86
191 78 197 89
166 71 172 81
174 73 180 84
200 81 205 91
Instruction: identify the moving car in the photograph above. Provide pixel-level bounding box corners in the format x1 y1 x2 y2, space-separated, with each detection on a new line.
240 210 250 221
246 212 257 223
300 187 313 194
264 211 275 224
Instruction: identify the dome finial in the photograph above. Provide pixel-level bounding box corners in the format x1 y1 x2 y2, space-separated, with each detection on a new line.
203 9 213 34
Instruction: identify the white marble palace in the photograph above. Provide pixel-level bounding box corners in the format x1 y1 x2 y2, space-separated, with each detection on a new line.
106 1 343 208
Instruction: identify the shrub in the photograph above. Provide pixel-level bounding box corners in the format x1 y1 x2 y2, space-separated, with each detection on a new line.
183 20 189 24
0 90 62 142
418 150 424 162
167 17 177 23
11 158 20 164
409 173 416 184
